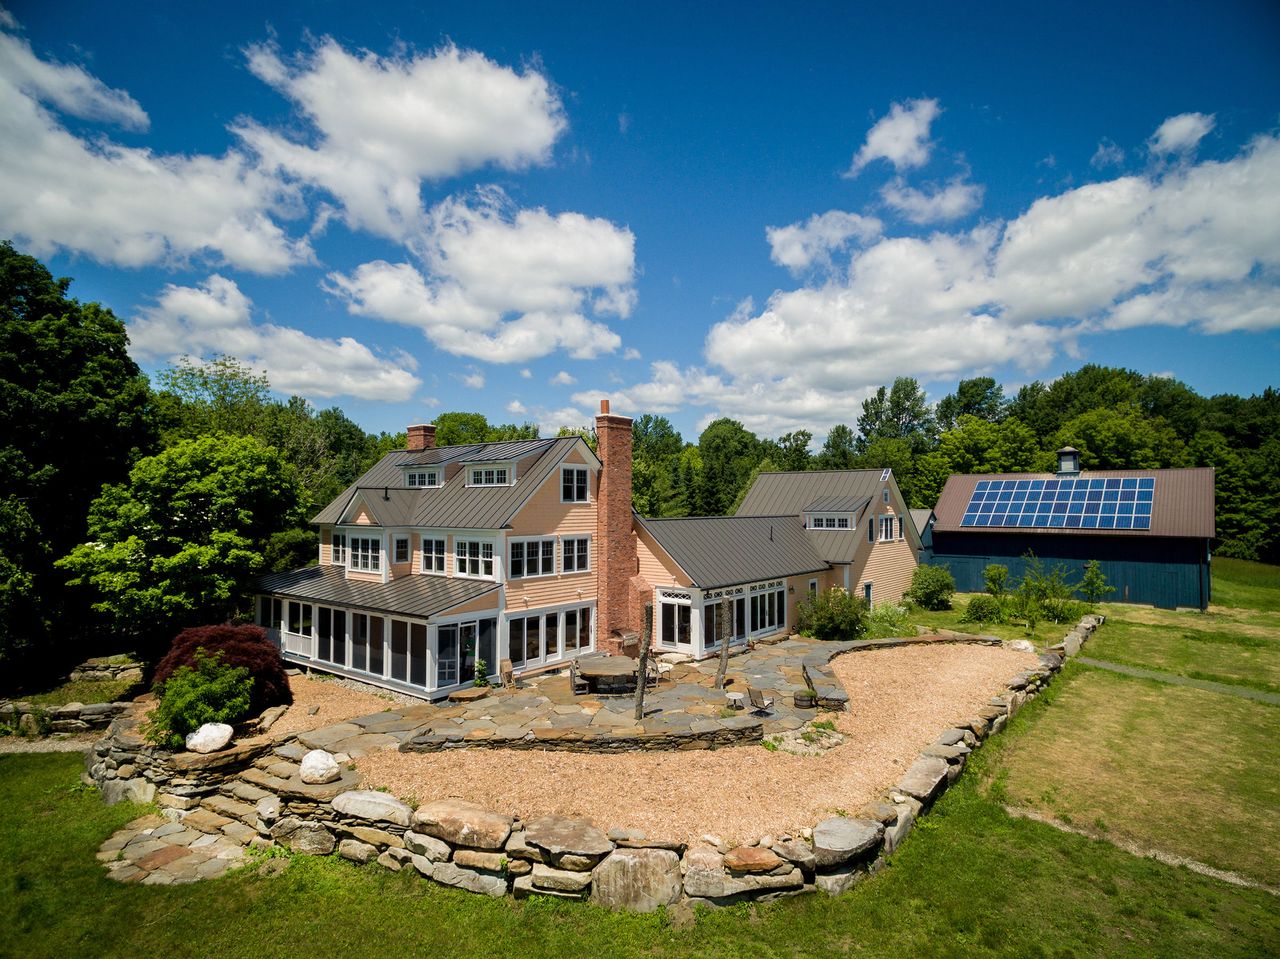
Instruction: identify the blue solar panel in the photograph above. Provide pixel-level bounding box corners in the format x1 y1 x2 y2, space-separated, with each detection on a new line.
960 477 1154 530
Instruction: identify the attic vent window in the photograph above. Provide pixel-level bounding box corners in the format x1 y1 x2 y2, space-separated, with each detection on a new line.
407 470 439 488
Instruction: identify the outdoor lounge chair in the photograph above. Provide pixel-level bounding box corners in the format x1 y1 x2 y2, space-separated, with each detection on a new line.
747 687 774 716
499 659 515 689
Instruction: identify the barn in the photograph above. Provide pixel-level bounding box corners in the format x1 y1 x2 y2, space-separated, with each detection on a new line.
929 448 1215 610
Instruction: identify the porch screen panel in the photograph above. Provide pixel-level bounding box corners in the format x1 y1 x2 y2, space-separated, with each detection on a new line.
564 610 578 652
317 608 332 662
352 614 368 671
369 616 385 675
661 602 675 645
390 620 408 682
479 619 497 678
545 614 559 658
525 615 541 663
437 625 458 686
703 602 719 647
332 610 347 666
409 624 427 687
733 597 747 639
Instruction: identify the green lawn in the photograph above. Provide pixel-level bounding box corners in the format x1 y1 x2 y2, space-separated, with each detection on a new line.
4 743 1277 958
1212 557 1280 613
993 663 1280 887
23 677 137 707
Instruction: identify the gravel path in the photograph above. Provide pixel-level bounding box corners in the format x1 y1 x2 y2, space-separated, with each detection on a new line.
268 675 405 739
1076 657 1280 705
0 734 96 754
358 643 1036 844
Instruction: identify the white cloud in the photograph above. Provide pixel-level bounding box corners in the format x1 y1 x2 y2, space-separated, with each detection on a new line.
326 186 635 363
881 176 983 224
623 347 642 360
519 368 533 378
129 275 420 400
1149 112 1215 156
846 98 940 176
0 25 311 273
591 131 1280 436
506 399 527 415
550 370 577 386
235 39 566 239
461 368 486 389
1090 139 1125 169
766 210 882 273
537 405 593 437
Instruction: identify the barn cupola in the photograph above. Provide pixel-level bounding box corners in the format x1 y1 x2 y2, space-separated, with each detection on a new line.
1056 446 1081 476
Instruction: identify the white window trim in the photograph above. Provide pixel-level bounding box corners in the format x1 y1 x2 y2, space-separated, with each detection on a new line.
465 462 515 487
392 535 410 565
405 468 441 488
561 534 592 574
509 536 557 580
879 515 895 542
560 465 590 503
454 538 498 580
807 512 852 530
330 531 347 565
348 534 383 573
420 536 447 575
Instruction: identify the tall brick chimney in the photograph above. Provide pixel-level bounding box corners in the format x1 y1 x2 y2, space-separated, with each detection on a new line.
595 399 638 653
407 424 437 451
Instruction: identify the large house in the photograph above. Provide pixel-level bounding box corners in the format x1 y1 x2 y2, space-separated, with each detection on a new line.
930 448 1215 610
253 402 920 699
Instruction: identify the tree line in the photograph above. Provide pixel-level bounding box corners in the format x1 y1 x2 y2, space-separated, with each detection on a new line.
2 241 1275 690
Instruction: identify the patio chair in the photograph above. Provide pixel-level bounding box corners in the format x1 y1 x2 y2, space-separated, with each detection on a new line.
499 659 515 689
644 657 660 688
747 687 775 716
569 660 590 695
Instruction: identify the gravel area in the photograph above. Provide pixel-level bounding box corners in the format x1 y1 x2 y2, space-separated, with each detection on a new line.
268 675 405 739
0 734 96 754
358 643 1037 844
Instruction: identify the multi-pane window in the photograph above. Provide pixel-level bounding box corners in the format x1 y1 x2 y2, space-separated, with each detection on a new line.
469 466 509 486
868 519 875 543
749 586 785 635
883 488 891 504
880 516 895 542
562 536 590 573
897 516 905 540
421 538 446 573
809 514 853 529
331 532 347 565
562 466 589 503
406 470 439 488
393 536 410 564
455 540 494 577
350 536 381 571
510 538 555 578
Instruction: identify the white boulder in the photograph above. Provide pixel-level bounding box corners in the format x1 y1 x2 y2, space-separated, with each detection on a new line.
185 722 234 754
300 749 341 784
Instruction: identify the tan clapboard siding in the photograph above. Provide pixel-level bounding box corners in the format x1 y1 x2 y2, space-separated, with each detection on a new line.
505 570 596 611
319 529 332 566
863 537 917 602
446 592 503 617
352 505 374 526
635 527 691 588
346 570 382 584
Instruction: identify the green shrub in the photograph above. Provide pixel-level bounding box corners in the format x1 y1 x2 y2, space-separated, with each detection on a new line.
796 588 868 642
960 594 1004 625
1077 559 1115 606
905 564 956 611
867 602 911 639
143 649 253 750
984 564 1010 599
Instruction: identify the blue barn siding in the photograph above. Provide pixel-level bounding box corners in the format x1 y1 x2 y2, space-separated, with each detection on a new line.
930 531 1210 610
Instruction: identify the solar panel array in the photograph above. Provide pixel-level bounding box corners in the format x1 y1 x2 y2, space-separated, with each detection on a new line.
960 477 1155 530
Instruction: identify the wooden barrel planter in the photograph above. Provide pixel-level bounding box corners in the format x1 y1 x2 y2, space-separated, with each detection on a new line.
793 689 817 709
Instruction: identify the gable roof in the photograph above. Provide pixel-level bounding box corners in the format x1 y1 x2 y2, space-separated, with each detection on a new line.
313 436 590 530
737 470 889 517
252 565 499 620
910 509 935 536
804 494 871 513
932 468 1215 539
635 514 829 590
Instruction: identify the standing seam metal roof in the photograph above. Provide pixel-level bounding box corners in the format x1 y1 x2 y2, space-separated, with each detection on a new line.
312 436 582 530
250 566 499 619
636 515 829 589
737 470 889 518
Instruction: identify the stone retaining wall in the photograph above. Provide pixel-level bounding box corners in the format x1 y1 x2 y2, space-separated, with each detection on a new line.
2 699 132 736
403 719 763 753
70 654 145 685
90 616 1102 911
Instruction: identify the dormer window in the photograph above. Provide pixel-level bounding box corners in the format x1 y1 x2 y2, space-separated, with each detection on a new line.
406 469 440 488
467 464 512 487
807 513 851 530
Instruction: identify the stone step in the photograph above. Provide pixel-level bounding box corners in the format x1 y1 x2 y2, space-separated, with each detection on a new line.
266 760 301 780
181 807 233 835
238 767 291 792
224 781 273 804
220 821 258 846
200 794 259 825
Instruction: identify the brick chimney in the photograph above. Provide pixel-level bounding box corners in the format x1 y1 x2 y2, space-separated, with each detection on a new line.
407 424 436 451
595 399 638 653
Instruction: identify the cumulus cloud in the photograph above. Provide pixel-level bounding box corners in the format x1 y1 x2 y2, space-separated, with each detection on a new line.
326 186 636 363
846 98 941 176
506 399 527 415
129 275 421 400
235 39 566 239
1149 112 1215 156
623 347 642 360
591 131 1280 436
881 176 983 224
460 368 486 389
766 210 882 273
0 25 311 272
550 370 577 386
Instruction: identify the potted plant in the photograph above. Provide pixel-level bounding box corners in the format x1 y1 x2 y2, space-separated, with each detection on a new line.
794 687 817 709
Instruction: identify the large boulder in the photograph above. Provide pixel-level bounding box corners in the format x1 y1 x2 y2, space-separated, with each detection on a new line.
185 723 233 754
896 756 950 803
724 845 783 873
299 749 340 785
331 790 413 827
412 799 512 850
811 817 884 868
592 848 682 912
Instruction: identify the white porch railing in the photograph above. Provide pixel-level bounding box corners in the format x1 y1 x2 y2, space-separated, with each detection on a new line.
282 630 313 658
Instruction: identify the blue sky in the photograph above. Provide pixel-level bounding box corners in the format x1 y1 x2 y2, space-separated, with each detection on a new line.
4 1 1278 442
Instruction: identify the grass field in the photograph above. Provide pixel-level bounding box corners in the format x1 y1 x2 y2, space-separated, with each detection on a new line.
1211 557 1280 612
23 677 137 707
